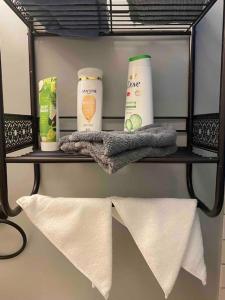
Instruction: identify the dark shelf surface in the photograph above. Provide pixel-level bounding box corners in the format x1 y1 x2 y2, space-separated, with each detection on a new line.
4 0 218 36
6 147 218 164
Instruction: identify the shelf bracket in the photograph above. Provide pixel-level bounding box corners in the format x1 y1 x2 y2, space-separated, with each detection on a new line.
186 2 225 217
0 164 40 218
0 218 27 259
0 50 40 258
186 164 224 217
0 164 40 259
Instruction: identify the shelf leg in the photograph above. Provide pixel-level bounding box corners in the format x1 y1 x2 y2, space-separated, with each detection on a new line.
28 29 41 195
186 1 225 217
0 42 40 257
187 27 196 149
0 50 27 259
0 52 21 217
28 29 38 150
31 164 41 195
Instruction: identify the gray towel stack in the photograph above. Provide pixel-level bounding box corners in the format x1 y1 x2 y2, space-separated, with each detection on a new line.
60 125 177 174
127 0 208 25
19 0 109 37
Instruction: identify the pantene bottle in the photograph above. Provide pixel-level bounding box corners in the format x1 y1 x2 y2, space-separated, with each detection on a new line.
77 68 103 131
124 54 153 132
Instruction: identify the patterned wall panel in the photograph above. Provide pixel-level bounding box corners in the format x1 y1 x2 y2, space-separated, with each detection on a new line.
192 114 219 151
4 114 34 153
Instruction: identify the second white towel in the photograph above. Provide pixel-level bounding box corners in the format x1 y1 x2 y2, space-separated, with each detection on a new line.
17 195 112 300
111 197 206 299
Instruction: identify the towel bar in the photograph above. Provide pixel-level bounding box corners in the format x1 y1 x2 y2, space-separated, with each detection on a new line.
0 164 40 259
186 164 225 217
0 219 27 259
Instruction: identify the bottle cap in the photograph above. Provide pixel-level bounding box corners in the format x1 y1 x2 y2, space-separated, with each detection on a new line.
128 54 151 62
78 68 103 80
41 142 59 151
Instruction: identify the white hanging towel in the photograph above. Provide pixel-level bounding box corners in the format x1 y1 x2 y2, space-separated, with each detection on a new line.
17 194 112 300
111 197 206 299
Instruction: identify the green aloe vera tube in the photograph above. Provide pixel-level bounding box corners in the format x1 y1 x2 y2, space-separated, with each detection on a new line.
39 77 58 151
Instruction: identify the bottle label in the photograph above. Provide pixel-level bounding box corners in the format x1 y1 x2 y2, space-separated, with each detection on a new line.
82 95 96 122
39 77 57 142
125 73 143 132
77 79 102 131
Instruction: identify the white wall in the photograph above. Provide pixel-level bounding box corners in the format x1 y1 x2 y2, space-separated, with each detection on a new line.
0 1 223 300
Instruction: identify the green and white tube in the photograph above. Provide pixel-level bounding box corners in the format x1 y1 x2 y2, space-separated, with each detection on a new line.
39 77 59 151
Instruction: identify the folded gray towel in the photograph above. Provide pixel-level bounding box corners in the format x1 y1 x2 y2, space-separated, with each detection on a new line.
60 125 176 156
60 125 177 174
62 141 177 174
127 0 207 25
19 0 109 37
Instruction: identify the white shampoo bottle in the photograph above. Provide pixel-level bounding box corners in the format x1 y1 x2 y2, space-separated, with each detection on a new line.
124 54 154 132
77 68 103 131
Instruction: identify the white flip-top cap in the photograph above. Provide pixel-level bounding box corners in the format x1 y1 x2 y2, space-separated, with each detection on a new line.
78 68 103 79
41 142 58 151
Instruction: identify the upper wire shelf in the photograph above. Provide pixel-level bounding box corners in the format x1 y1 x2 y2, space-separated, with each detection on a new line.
4 0 217 36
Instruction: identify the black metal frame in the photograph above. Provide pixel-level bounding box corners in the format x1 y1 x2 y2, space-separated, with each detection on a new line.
0 0 225 258
1 0 219 36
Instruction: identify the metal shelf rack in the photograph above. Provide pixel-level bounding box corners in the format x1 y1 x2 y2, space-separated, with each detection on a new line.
0 0 225 259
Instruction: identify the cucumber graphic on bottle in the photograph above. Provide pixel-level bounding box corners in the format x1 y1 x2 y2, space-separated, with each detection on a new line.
125 114 142 131
124 54 154 132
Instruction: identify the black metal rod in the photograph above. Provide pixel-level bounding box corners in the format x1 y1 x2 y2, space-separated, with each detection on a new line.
33 24 192 28
34 23 190 31
4 113 33 120
36 29 192 33
0 53 21 217
5 157 218 164
15 3 207 7
0 204 7 219
27 10 202 17
193 112 219 119
5 147 219 164
23 10 202 16
0 52 7 221
0 219 27 259
35 25 193 31
59 115 188 119
34 23 192 29
101 30 191 36
28 30 39 150
31 164 41 195
33 23 192 27
32 22 194 25
34 19 191 25
187 27 196 150
28 30 41 195
31 19 196 24
31 17 197 21
35 31 191 37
